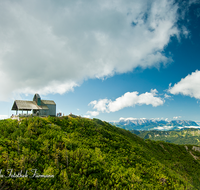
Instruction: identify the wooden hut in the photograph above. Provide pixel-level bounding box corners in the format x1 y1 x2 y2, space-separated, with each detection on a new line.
11 94 56 116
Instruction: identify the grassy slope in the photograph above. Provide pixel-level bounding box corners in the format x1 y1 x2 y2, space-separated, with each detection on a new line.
0 116 200 189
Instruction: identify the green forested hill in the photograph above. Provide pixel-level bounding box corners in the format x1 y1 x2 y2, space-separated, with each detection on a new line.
131 128 200 146
1 116 200 189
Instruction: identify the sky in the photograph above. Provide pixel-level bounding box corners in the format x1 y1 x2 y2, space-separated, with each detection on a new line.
1 0 200 122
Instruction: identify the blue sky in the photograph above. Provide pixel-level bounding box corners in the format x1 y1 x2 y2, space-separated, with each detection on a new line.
0 0 200 122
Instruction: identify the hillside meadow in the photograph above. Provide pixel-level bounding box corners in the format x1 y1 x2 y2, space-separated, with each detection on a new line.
0 116 200 189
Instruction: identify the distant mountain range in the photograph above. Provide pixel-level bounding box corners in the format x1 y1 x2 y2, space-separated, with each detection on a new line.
110 118 199 131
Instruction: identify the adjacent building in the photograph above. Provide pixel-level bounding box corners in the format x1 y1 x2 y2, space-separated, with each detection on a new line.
11 94 56 116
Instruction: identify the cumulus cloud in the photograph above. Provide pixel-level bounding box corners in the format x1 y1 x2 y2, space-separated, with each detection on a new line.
87 89 164 115
168 70 200 99
0 0 188 100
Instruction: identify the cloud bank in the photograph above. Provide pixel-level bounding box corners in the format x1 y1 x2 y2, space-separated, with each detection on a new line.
0 0 185 100
0 115 8 120
153 126 174 130
87 89 164 116
169 70 200 99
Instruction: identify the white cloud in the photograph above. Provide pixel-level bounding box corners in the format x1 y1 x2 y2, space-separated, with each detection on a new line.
164 93 171 99
83 115 91 118
88 89 164 115
182 25 189 37
0 0 187 100
119 117 146 121
173 116 181 119
168 70 200 99
178 126 200 129
89 99 110 113
153 126 174 130
108 89 164 112
86 111 99 117
0 115 8 120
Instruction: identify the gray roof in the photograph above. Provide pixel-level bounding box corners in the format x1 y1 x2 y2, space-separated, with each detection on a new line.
39 105 49 110
12 93 56 111
41 100 56 105
12 100 42 111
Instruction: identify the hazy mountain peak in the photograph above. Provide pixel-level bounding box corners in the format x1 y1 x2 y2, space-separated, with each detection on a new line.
111 118 199 131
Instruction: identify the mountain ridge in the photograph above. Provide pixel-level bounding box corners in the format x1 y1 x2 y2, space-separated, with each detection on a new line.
110 118 199 131
131 128 200 146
